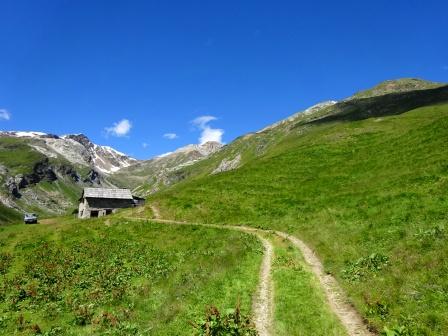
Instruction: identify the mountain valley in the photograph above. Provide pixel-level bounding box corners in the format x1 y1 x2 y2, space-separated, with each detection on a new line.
1 78 448 335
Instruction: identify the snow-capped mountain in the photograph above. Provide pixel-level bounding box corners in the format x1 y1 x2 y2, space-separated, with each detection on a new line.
0 131 138 216
0 131 136 174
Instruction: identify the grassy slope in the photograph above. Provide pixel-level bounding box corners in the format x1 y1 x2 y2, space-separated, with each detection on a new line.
0 137 45 175
152 103 448 334
0 217 262 335
0 204 21 225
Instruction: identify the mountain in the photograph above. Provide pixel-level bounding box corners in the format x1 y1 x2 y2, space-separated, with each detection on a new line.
0 132 137 221
0 131 222 222
147 78 448 334
140 78 448 189
1 78 447 223
352 77 445 98
111 141 223 195
0 132 136 174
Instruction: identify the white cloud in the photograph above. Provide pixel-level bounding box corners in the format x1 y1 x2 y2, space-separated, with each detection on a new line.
142 142 149 148
163 133 178 140
199 127 224 144
105 119 132 137
0 109 11 121
191 115 224 144
192 115 217 128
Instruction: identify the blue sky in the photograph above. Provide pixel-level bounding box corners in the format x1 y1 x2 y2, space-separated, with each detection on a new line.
0 0 447 159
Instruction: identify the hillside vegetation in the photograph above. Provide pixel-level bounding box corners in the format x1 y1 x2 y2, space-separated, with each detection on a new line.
151 99 448 334
0 217 262 335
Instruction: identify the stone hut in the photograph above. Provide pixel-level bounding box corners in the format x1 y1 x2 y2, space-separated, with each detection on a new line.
78 188 136 218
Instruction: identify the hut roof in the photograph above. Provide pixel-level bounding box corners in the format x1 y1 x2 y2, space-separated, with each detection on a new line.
82 188 133 200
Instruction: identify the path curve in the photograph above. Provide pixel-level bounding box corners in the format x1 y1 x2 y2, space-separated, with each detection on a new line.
134 205 373 336
139 206 273 336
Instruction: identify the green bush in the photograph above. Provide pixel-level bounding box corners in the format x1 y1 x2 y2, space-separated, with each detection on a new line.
193 302 258 336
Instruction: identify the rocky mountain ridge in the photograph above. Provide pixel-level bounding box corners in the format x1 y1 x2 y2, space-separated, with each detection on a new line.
0 131 136 174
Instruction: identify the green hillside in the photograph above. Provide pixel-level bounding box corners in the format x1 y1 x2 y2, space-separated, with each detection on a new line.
137 81 448 197
0 137 46 176
0 203 21 225
151 101 448 334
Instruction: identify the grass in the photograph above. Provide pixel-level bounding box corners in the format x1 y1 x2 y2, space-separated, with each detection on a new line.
0 137 45 175
267 233 346 335
0 204 21 225
151 103 448 334
0 217 262 335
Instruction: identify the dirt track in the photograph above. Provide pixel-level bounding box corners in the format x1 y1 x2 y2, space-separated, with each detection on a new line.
127 205 374 336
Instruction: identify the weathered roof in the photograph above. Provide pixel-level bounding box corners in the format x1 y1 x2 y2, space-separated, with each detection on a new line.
82 188 133 200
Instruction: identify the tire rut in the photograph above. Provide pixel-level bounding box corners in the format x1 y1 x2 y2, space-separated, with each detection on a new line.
129 205 373 336
275 231 373 336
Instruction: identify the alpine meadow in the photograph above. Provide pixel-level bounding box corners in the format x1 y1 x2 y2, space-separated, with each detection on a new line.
1 2 448 335
1 78 448 335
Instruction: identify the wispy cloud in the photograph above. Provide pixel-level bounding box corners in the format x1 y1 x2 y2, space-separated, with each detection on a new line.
191 115 224 144
158 151 173 158
163 133 178 140
105 119 132 137
0 109 11 121
192 115 216 128
142 142 149 148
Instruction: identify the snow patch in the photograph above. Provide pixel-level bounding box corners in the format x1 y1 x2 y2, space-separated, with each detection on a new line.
0 131 47 138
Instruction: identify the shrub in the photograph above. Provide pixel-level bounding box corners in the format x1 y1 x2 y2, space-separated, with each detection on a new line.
192 302 258 336
381 325 410 336
73 304 95 326
342 253 389 282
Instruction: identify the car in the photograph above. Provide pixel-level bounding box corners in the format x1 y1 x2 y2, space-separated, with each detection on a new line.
24 213 38 224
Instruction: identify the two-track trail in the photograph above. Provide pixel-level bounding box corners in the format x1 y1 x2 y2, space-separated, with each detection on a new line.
124 205 373 336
